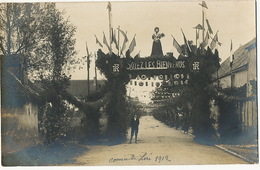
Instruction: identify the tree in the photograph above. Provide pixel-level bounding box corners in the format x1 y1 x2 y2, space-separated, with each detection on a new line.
1 3 79 143
153 46 221 144
0 3 79 81
35 3 77 143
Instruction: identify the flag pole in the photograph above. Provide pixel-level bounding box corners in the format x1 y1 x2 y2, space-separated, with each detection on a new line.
202 7 205 43
86 41 90 95
107 2 112 55
118 25 120 56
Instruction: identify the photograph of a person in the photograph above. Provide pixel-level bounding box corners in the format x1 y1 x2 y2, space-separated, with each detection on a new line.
0 0 258 167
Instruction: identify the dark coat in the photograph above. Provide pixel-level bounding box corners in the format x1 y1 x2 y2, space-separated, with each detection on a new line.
130 118 139 130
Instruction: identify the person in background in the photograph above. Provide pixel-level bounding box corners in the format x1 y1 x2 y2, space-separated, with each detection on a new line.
130 114 139 144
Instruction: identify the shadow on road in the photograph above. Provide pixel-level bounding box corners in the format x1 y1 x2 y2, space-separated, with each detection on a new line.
2 142 88 166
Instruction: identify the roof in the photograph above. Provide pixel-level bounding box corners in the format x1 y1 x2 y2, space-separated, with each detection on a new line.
217 38 256 78
67 80 106 98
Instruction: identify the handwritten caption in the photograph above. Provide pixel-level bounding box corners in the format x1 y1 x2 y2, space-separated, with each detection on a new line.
109 152 171 163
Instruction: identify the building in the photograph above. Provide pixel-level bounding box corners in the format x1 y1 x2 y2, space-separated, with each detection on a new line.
126 75 163 104
67 79 106 99
1 55 41 153
216 38 257 137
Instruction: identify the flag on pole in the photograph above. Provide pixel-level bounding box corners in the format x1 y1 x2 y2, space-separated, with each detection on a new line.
230 40 234 66
129 36 136 53
110 28 114 44
172 35 183 54
196 29 199 40
86 41 90 56
103 32 111 52
117 28 128 42
94 34 103 48
210 31 219 50
181 29 192 52
206 19 213 34
202 31 209 48
107 2 111 11
199 1 208 9
113 29 119 50
121 38 127 53
118 28 128 53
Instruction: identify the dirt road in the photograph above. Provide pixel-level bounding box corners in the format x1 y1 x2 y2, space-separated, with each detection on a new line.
69 116 248 166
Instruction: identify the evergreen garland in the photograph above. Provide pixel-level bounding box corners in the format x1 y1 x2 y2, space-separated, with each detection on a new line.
96 50 131 141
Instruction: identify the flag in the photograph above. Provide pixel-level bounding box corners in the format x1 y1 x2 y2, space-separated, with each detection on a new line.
129 36 136 53
117 28 128 42
199 1 208 9
86 41 90 56
118 28 128 53
113 29 119 50
206 19 213 34
172 36 183 54
103 32 111 52
121 38 127 53
196 29 199 40
181 29 192 52
107 2 111 11
94 34 103 48
230 40 234 66
110 28 114 44
210 31 219 50
202 31 209 48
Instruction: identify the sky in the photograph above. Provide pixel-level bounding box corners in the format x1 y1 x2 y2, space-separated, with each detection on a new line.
7 0 253 80
54 0 256 80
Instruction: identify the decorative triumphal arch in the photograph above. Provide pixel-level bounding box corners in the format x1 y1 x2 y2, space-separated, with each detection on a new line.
104 52 201 104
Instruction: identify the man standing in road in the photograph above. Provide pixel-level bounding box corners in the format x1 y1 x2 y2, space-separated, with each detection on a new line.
130 114 139 144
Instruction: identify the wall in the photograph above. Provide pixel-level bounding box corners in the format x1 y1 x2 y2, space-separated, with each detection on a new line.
234 70 247 88
219 75 231 88
1 103 40 154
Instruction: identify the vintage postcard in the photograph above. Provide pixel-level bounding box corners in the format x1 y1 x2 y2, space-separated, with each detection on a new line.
0 0 258 168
